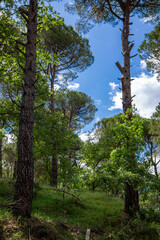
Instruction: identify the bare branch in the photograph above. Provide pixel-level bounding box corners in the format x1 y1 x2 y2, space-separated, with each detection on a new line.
130 54 137 59
42 188 82 202
123 43 134 56
116 61 124 74
131 94 136 99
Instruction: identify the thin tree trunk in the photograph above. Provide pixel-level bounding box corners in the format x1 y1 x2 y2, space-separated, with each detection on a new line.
116 2 139 215
0 137 2 178
13 161 17 179
50 67 58 187
50 143 58 186
13 0 37 218
153 155 159 178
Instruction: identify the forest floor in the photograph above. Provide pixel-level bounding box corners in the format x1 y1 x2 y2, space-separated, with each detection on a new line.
0 179 160 240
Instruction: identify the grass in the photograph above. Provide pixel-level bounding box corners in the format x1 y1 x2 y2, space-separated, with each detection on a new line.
0 179 160 239
32 189 124 229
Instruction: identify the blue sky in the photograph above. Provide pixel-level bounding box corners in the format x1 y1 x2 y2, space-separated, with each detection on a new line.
51 1 160 138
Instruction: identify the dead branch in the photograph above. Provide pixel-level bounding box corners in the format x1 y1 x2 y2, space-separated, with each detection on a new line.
42 188 82 202
116 61 124 74
130 54 138 59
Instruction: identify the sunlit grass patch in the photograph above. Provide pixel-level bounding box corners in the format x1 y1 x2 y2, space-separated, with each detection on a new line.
32 189 124 230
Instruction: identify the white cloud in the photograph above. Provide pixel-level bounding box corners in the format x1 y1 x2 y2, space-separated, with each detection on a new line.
79 132 91 142
79 131 98 142
108 91 122 111
109 82 119 91
54 84 60 90
57 74 64 81
96 116 100 122
68 83 80 90
109 73 160 118
94 99 102 105
140 60 147 70
140 16 158 23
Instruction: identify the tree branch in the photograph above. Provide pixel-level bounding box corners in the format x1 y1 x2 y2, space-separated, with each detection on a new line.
16 40 26 47
15 44 26 57
34 103 44 110
19 7 29 22
106 0 124 21
129 0 140 13
42 188 82 202
116 61 124 74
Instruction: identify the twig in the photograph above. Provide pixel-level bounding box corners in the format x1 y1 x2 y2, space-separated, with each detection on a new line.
42 188 82 202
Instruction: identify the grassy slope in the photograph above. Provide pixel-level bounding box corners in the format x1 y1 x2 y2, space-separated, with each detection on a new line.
32 189 124 228
0 180 160 240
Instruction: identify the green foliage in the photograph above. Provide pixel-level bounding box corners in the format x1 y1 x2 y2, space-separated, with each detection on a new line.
33 108 83 187
38 22 94 84
55 89 97 131
139 22 160 80
66 0 160 33
0 179 14 202
0 179 160 239
81 111 150 195
109 110 145 182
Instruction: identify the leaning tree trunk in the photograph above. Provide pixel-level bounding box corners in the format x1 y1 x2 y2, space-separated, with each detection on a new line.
13 0 38 218
116 4 139 215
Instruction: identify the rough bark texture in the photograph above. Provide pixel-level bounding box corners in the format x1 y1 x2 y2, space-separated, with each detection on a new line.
0 138 2 178
116 1 139 215
121 9 131 112
13 0 37 217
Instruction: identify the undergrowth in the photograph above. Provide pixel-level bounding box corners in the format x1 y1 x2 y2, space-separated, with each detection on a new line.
0 179 160 239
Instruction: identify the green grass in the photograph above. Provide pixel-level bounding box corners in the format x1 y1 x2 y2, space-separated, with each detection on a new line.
32 189 124 229
0 180 160 239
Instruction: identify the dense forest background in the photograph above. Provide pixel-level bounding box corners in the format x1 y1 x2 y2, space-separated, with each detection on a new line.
1 0 160 239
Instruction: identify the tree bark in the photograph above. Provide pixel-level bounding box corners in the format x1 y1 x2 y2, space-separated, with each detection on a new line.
116 1 139 215
13 161 17 179
13 0 37 218
50 143 58 186
124 182 139 214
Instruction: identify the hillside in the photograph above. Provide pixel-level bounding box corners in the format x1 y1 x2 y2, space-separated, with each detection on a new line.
0 180 160 240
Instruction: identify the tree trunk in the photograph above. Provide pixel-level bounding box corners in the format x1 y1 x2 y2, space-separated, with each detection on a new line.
50 143 58 186
153 159 159 178
124 182 139 215
116 2 139 215
50 69 58 187
13 161 17 179
13 0 37 218
0 137 2 178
